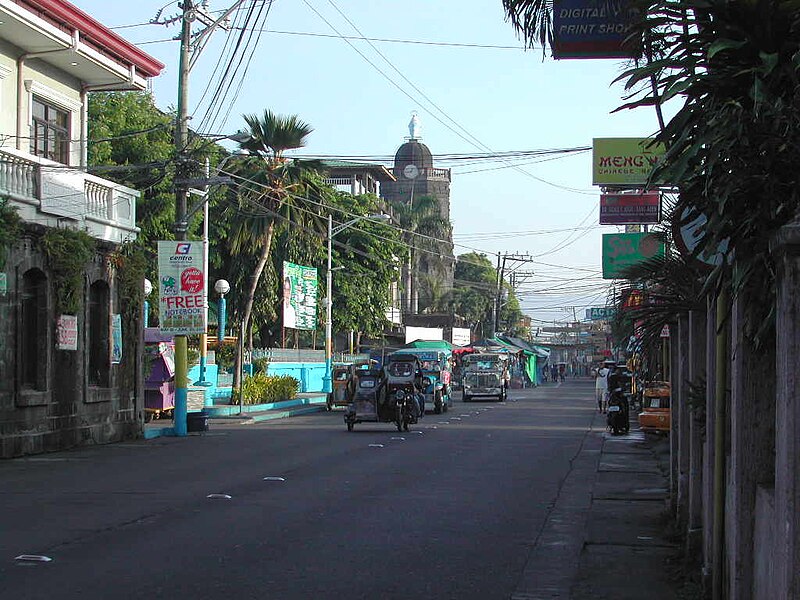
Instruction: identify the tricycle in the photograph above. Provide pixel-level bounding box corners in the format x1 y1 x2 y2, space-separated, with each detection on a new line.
344 355 424 432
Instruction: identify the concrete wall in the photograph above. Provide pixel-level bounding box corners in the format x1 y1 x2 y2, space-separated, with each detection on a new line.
0 234 142 458
267 362 326 393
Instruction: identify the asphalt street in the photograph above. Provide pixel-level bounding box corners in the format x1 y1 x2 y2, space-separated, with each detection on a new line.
1 379 599 600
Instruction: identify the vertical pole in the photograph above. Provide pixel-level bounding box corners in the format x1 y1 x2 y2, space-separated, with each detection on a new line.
323 214 333 393
712 285 729 600
172 0 192 437
218 296 226 340
238 319 245 415
197 157 211 388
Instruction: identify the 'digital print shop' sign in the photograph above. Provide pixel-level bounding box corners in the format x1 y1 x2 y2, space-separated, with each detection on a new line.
553 0 641 59
157 241 206 335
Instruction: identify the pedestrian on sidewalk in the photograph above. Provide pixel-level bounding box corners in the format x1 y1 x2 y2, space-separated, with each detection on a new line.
595 362 610 412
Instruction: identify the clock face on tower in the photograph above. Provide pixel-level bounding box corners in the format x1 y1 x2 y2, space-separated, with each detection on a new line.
403 164 419 179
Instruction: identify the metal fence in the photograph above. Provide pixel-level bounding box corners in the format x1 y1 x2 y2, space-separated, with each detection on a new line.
249 348 370 364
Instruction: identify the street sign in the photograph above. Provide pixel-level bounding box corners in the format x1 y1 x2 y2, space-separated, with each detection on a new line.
602 232 665 279
660 324 670 338
599 192 661 225
592 138 666 186
157 241 207 335
552 0 641 59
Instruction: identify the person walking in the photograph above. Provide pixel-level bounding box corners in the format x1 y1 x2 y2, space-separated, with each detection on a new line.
595 362 611 413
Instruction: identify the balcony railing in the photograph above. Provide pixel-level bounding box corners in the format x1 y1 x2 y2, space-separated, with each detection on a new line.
391 167 451 182
0 147 139 244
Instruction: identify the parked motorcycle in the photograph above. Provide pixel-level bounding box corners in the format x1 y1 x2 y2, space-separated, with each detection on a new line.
607 388 630 435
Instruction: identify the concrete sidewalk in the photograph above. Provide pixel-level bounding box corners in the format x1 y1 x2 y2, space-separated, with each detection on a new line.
513 410 684 600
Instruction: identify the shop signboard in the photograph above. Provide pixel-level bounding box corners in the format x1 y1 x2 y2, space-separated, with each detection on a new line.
600 192 661 224
157 241 206 335
57 315 78 350
450 327 471 347
602 232 664 279
552 0 641 59
586 307 615 320
111 314 122 364
592 138 666 186
282 261 318 330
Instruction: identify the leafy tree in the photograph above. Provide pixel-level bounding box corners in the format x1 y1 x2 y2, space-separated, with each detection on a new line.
451 252 497 334
88 92 176 246
327 192 405 342
388 194 453 313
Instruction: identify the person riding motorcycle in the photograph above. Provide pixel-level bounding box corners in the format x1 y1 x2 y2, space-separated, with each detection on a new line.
606 365 630 433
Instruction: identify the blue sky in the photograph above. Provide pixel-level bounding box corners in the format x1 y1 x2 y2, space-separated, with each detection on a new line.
73 0 667 325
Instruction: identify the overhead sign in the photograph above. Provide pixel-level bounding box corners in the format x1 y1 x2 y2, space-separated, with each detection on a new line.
282 261 318 330
552 0 641 59
602 232 665 279
592 138 666 186
600 192 661 225
451 327 471 347
586 307 615 320
157 241 206 335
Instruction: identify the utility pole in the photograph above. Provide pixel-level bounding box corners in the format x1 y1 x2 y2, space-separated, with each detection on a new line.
171 0 193 437
494 253 535 337
168 0 246 436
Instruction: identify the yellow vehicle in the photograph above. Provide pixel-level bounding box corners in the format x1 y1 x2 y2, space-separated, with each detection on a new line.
638 381 671 434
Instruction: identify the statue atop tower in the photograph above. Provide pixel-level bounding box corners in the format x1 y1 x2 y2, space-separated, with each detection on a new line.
408 112 421 141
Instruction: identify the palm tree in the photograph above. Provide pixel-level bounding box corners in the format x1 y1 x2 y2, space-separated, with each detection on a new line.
389 194 452 313
227 110 323 393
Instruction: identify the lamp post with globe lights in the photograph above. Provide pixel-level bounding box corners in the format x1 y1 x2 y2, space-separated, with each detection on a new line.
214 279 230 341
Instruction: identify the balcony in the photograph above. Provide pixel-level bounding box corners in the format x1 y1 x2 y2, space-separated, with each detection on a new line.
0 147 139 244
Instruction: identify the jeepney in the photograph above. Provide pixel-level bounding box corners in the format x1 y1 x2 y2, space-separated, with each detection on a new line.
389 349 452 414
461 353 508 402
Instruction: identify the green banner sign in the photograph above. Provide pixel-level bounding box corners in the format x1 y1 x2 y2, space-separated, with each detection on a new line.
586 307 616 320
602 232 664 279
282 261 318 330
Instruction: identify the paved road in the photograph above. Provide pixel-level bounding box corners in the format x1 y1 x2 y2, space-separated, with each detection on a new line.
1 379 598 600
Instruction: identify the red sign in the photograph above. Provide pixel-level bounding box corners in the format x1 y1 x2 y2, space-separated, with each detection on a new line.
622 288 645 310
180 267 204 294
600 192 661 225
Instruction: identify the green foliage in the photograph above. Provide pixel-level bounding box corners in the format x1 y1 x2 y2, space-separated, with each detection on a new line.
330 192 405 339
187 348 200 366
239 373 299 405
108 242 147 323
0 198 22 269
214 343 237 371
88 92 177 247
252 357 270 374
451 252 497 331
38 228 96 315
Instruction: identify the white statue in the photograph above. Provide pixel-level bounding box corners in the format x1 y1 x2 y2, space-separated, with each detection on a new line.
408 112 421 140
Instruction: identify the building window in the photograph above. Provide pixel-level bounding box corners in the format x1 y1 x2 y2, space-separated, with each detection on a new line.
20 269 48 390
88 281 110 387
30 97 69 164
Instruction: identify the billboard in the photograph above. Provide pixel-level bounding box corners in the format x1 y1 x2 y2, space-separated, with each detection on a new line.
282 261 318 330
405 326 443 344
602 232 665 279
586 307 615 320
450 327 471 347
157 241 206 335
592 138 666 186
553 0 641 59
599 192 661 225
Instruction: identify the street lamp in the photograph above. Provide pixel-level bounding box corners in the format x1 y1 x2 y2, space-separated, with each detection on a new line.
214 279 230 341
323 213 392 393
143 278 153 328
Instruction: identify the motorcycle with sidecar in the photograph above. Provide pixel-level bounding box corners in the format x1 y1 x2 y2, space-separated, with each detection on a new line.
343 355 424 432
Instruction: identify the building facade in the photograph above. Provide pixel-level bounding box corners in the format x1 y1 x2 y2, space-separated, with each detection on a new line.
0 0 163 457
380 115 455 315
